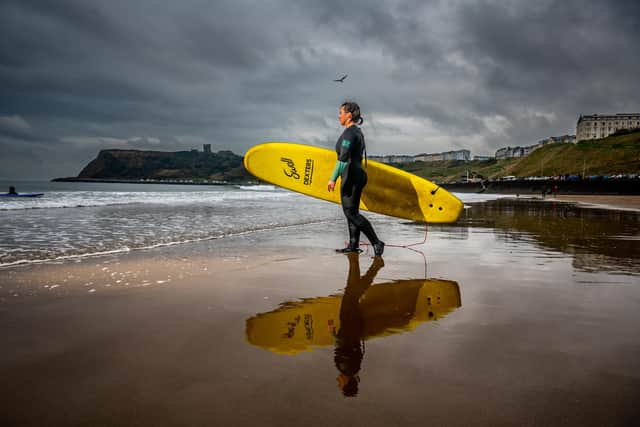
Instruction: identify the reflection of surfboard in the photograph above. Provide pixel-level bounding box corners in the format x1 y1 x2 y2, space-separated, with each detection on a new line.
245 278 461 355
243 143 463 223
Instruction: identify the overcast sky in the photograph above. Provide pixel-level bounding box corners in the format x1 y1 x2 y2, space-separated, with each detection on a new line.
1 0 639 179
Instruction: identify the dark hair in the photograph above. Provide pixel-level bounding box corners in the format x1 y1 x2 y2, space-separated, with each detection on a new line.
341 101 364 125
341 376 359 397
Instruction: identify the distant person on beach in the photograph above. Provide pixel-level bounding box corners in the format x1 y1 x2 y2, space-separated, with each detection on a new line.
334 252 384 397
8 186 17 195
327 101 384 256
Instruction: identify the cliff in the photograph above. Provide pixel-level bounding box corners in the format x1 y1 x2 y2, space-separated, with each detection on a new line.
75 149 251 182
397 130 640 183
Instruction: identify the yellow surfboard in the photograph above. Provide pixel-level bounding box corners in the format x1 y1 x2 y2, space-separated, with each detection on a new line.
243 142 463 223
245 278 461 355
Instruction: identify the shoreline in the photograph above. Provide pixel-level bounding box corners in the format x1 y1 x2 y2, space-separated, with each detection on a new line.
443 178 639 195
1 194 638 271
478 194 640 211
461 193 640 212
539 194 640 211
541 194 640 211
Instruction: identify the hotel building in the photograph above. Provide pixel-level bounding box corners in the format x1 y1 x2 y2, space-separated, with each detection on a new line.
576 113 640 141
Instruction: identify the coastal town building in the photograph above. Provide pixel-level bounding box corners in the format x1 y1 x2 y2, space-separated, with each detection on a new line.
495 146 525 160
370 149 471 164
414 149 470 162
203 144 212 153
538 134 576 145
375 133 577 164
576 113 640 141
369 155 415 164
495 134 576 160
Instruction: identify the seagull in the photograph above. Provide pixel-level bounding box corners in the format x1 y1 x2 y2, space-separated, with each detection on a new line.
333 74 348 83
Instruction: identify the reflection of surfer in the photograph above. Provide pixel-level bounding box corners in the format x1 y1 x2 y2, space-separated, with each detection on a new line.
334 253 384 397
327 101 384 256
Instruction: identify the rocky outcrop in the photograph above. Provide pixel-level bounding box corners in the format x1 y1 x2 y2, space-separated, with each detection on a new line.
77 149 250 181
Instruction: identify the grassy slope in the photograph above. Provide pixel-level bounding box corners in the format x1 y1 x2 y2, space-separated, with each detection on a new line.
396 131 640 183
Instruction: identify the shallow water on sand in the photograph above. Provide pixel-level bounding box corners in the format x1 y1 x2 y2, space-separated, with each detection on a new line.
0 181 335 266
0 198 639 426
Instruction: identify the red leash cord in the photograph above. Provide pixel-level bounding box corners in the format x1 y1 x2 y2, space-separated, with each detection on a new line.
358 222 429 249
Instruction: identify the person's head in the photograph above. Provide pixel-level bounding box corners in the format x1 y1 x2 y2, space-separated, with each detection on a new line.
9 186 16 194
336 373 360 397
334 343 363 397
339 101 363 127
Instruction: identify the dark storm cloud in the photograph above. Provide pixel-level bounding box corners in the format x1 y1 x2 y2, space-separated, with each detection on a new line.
402 0 640 150
0 0 638 178
0 116 37 141
0 0 123 67
455 0 640 124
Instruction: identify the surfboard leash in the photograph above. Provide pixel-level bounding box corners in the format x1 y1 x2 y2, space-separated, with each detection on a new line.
358 222 429 250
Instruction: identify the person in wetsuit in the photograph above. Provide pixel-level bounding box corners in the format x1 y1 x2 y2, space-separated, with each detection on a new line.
8 186 17 195
327 101 384 256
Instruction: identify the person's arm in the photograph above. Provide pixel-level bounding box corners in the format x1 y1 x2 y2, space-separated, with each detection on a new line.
329 161 347 182
327 138 352 191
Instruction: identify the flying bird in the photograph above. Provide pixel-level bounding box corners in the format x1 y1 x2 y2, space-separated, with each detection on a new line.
333 74 348 83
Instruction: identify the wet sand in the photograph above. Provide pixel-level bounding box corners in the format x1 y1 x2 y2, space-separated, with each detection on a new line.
553 194 640 211
1 203 639 426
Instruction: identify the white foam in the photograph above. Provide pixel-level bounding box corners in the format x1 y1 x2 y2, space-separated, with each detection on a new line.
237 185 278 191
0 189 296 211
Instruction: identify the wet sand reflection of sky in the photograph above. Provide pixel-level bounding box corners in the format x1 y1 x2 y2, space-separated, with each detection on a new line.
428 199 640 276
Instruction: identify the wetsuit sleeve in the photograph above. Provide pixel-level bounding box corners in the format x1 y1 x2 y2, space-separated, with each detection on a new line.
329 160 347 181
338 138 352 162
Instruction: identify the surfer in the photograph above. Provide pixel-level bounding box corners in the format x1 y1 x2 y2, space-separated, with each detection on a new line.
327 101 385 256
8 186 17 195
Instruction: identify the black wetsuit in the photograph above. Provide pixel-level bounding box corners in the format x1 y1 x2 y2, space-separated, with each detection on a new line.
335 125 380 248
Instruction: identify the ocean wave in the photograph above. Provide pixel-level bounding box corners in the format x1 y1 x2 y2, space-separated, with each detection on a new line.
0 218 334 268
0 190 296 211
236 184 279 191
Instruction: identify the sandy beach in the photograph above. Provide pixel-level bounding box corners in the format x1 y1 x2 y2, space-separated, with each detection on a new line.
553 194 640 211
1 200 639 426
497 194 640 211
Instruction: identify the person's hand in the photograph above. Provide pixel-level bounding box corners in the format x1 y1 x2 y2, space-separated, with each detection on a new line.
327 180 336 192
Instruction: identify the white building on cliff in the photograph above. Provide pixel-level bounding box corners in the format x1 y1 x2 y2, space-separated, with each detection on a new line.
576 113 640 141
414 149 470 162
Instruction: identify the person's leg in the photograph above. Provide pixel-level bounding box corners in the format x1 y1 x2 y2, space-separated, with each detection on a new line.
338 187 362 252
341 172 384 256
348 220 361 249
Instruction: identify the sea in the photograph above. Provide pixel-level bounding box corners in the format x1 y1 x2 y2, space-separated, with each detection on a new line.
0 180 637 277
0 180 339 267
